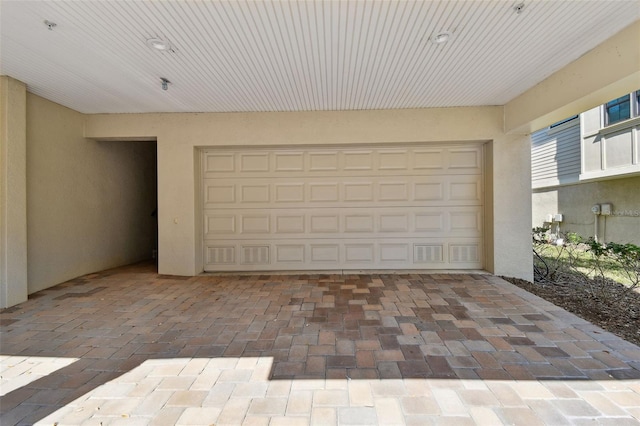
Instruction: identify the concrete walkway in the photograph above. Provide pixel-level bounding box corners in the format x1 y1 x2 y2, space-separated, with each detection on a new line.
1 262 639 425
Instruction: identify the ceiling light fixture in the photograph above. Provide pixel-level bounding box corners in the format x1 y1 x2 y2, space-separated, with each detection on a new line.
160 78 171 91
146 37 172 52
431 31 452 44
513 2 525 14
44 20 57 31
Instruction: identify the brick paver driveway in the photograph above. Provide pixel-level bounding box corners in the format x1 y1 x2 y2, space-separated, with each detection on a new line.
1 262 639 425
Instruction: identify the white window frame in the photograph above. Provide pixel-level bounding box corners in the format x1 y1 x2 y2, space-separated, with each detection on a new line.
604 90 640 128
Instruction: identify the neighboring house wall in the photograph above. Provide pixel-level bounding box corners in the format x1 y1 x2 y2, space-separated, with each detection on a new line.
533 177 640 244
26 94 157 293
531 119 581 188
581 104 640 181
532 95 640 245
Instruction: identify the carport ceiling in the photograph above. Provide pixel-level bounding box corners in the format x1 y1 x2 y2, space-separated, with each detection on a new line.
1 0 639 114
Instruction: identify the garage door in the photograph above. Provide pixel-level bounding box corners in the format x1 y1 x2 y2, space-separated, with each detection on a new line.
202 144 483 271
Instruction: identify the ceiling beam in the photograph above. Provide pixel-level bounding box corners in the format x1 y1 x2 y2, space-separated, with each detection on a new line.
505 19 640 134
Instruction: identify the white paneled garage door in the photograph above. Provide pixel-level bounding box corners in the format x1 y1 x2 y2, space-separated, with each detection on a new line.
201 144 483 271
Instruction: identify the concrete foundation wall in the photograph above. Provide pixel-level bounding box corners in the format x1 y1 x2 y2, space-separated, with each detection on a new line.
532 176 640 244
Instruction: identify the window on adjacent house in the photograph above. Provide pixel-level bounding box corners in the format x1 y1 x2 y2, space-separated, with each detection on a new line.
605 95 631 125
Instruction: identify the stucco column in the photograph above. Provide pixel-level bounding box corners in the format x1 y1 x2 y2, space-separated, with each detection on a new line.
0 76 28 308
490 133 533 280
156 135 200 276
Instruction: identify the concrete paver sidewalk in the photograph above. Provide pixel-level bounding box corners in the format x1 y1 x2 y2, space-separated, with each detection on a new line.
1 262 639 425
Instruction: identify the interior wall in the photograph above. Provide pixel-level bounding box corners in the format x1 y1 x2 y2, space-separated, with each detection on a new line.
0 76 28 307
26 94 157 293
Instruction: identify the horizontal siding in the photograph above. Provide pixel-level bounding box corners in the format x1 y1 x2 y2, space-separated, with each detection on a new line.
531 121 581 188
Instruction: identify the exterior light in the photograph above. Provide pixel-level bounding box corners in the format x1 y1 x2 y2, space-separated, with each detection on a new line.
146 37 172 52
431 31 452 44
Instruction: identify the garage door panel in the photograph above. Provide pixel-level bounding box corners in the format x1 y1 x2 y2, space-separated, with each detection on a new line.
239 152 270 172
275 215 305 233
344 183 375 202
380 244 411 262
378 213 408 232
205 215 236 234
204 184 235 204
345 214 375 232
205 245 235 265
240 184 270 203
310 215 340 233
449 148 482 170
413 150 445 170
203 207 482 239
203 238 482 270
240 215 270 234
415 212 444 232
378 150 410 170
450 243 480 264
310 183 340 202
310 244 340 263
203 176 482 208
413 244 445 264
202 144 484 271
343 150 374 171
275 183 305 202
203 207 481 239
203 152 235 173
345 244 375 263
414 182 444 201
309 151 340 171
379 182 409 201
275 244 306 263
274 152 305 171
202 146 483 179
449 179 482 202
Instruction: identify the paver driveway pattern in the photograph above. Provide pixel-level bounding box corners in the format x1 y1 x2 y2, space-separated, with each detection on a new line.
1 262 639 425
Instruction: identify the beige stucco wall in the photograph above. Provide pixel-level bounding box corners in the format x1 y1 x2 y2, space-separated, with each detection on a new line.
85 107 534 281
492 133 533 277
26 94 157 293
0 76 28 308
533 176 640 245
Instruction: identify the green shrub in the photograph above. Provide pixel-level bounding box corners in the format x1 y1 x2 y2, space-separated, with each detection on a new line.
532 229 639 300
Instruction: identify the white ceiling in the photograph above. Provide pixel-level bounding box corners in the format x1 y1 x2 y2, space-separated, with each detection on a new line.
1 1 639 114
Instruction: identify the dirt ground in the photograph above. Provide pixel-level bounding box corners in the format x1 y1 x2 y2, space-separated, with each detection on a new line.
501 276 640 347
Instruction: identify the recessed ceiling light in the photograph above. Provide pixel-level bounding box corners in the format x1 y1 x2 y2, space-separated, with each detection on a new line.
431 31 452 44
146 37 172 52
